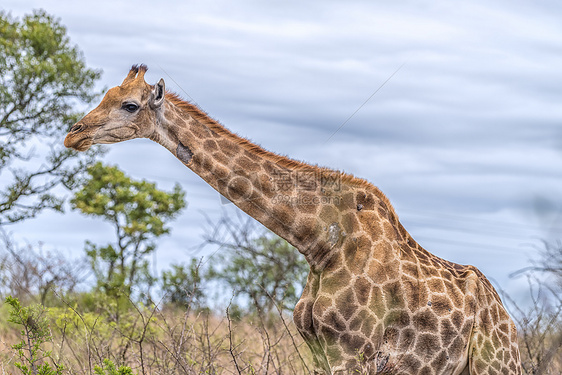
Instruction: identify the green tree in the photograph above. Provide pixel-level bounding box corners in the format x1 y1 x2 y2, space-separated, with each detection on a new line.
5 296 64 375
205 213 309 316
0 10 102 225
161 259 205 309
71 162 186 299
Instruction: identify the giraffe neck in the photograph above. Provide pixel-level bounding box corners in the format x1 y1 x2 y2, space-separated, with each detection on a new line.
150 93 402 271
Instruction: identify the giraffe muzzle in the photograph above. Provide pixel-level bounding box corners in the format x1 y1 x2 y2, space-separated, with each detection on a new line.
64 123 93 151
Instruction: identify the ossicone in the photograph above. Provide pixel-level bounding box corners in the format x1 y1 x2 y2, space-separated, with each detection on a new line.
121 64 148 86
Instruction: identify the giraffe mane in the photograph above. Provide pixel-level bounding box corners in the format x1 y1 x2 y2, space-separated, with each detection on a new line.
165 92 400 221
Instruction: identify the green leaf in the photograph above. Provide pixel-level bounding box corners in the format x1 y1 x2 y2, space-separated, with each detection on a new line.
0 10 103 225
71 162 186 300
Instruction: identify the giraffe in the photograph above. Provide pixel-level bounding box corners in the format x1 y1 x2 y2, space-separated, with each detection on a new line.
64 65 522 374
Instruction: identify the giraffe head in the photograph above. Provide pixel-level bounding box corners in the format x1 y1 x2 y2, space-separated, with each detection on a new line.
64 64 165 151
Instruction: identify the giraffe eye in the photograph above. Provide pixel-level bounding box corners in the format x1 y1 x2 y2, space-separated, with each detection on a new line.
122 103 139 113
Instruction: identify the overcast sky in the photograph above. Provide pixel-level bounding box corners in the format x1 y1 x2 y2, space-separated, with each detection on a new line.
4 0 562 303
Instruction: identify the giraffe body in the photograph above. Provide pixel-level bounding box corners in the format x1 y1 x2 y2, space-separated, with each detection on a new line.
64 65 522 374
294 210 520 374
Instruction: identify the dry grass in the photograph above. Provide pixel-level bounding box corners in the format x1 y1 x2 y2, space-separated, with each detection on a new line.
2 299 562 375
0 302 313 375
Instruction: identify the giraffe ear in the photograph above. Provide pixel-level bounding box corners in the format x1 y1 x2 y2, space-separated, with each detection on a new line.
150 78 165 109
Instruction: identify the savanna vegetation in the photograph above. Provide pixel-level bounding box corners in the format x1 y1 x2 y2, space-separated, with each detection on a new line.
0 9 560 375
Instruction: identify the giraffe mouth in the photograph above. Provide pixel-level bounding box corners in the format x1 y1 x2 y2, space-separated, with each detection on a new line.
64 133 93 151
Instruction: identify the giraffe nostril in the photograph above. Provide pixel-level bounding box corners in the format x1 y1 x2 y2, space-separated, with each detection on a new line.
70 123 84 133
